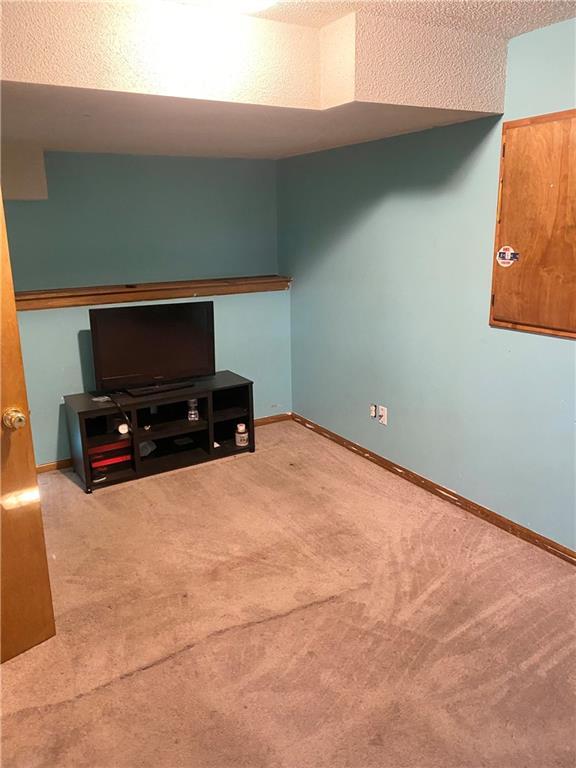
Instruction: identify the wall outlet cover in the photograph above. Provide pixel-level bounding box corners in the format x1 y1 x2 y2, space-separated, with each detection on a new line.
370 404 377 418
378 405 388 425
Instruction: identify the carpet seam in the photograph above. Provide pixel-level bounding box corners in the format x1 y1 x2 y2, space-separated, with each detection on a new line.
4 582 369 720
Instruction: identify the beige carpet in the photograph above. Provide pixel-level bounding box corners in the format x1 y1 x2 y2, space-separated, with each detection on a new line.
2 421 575 768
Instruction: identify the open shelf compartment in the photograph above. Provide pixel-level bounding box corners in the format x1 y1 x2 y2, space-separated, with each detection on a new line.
136 398 208 429
212 418 252 456
84 411 136 487
138 429 211 474
84 413 134 447
212 387 249 424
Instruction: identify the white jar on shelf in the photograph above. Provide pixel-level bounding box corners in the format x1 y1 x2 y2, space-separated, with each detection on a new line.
235 423 249 447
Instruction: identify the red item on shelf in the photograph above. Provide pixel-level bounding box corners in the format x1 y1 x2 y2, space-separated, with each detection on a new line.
90 454 132 469
87 439 130 456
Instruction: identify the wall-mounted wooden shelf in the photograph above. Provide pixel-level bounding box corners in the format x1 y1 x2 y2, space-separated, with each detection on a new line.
15 274 292 311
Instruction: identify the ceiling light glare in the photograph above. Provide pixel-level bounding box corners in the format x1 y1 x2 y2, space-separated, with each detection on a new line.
179 0 276 14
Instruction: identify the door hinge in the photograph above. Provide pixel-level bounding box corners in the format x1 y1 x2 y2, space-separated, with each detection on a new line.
491 293 495 307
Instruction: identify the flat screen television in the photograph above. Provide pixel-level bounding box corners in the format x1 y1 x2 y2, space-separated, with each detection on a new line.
90 301 215 392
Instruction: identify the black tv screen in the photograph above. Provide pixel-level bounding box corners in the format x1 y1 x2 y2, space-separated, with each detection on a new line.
90 301 215 392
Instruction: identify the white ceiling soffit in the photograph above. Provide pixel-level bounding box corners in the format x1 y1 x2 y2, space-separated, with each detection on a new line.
256 0 576 37
1 81 489 160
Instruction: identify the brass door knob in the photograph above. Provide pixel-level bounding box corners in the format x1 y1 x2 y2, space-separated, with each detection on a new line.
2 407 27 430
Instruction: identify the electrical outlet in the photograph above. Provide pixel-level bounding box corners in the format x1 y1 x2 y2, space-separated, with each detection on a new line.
369 404 377 418
378 405 388 425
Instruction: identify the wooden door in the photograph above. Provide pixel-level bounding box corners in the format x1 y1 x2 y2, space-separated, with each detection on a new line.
490 109 576 339
1 194 55 662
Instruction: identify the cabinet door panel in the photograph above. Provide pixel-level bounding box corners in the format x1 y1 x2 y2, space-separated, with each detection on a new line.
491 111 575 339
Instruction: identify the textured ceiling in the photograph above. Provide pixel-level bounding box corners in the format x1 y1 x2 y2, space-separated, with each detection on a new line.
257 0 576 38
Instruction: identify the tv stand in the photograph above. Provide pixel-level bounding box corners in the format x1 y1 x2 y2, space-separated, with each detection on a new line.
64 371 254 493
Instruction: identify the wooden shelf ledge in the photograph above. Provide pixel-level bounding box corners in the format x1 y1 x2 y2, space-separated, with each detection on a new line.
16 275 292 311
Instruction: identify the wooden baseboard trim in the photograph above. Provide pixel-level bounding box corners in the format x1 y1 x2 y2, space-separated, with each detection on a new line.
255 413 292 426
291 413 576 566
38 412 574 565
36 414 292 474
36 458 73 474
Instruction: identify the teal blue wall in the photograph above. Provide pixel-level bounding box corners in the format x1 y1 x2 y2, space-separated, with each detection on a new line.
19 293 292 464
278 20 576 548
505 19 575 118
6 152 277 290
6 20 575 548
6 153 290 463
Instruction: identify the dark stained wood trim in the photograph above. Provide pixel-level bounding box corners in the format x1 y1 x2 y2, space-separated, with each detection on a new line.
489 109 576 341
36 413 292 473
16 275 292 311
291 413 576 566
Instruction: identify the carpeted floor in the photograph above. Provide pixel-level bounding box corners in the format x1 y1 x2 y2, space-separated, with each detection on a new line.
2 421 575 768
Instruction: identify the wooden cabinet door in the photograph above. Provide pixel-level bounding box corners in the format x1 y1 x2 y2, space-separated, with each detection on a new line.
490 109 575 339
1 193 55 662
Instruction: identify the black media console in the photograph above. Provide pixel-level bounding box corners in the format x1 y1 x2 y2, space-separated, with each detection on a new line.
64 370 254 493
